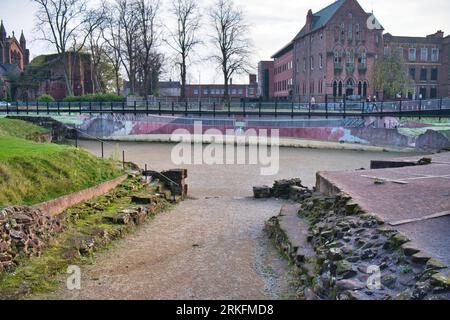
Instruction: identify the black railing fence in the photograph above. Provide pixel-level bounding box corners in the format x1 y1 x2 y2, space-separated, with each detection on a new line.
1 96 449 118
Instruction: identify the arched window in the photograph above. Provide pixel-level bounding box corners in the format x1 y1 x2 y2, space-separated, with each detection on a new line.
338 81 343 97
333 81 338 97
358 81 362 96
363 82 368 97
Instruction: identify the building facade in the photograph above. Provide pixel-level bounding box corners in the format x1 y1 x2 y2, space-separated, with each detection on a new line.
0 20 30 99
272 43 294 99
17 53 94 101
384 31 450 99
183 74 258 100
258 0 450 101
258 61 274 99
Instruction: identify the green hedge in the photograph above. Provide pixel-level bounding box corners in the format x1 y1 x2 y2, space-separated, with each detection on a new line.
62 93 125 102
37 94 56 103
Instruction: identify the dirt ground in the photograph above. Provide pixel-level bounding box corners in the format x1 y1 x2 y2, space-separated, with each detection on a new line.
40 142 408 300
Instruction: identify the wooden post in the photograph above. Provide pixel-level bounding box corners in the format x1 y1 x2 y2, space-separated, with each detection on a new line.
101 141 104 159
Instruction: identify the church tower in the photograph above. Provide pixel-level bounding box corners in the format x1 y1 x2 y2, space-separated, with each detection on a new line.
19 30 29 65
0 20 6 41
0 20 6 65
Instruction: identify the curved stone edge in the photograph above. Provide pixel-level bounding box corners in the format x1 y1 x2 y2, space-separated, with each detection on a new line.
31 175 128 217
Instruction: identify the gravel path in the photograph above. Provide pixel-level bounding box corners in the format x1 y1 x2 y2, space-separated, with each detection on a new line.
42 142 407 300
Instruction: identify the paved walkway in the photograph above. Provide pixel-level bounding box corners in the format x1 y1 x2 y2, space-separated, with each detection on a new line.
41 142 406 299
319 152 450 268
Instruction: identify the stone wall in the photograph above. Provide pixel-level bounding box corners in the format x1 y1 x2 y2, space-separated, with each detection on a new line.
0 206 64 273
32 175 127 217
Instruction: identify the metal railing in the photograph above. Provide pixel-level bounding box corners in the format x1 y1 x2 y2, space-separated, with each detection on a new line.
1 96 449 118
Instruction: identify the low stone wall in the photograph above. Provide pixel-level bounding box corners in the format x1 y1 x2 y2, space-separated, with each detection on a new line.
32 175 128 217
264 191 450 300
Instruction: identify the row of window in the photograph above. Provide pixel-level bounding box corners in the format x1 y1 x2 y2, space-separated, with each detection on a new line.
417 87 438 99
293 80 330 95
274 61 293 75
410 67 439 81
192 88 245 95
295 48 368 73
335 22 363 42
275 78 293 92
385 47 440 62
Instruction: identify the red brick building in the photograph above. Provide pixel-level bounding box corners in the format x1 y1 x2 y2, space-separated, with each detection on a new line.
384 31 450 99
0 20 30 99
292 0 384 102
258 0 450 101
272 43 294 99
183 74 258 100
17 52 94 101
257 61 274 99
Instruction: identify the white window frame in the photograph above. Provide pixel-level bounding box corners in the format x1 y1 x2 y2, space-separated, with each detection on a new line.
420 48 428 61
431 48 439 62
409 48 416 61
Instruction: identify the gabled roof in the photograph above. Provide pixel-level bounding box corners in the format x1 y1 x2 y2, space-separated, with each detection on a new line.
294 0 347 40
271 42 294 59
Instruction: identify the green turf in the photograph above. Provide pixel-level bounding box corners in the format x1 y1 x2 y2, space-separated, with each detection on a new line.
0 136 64 160
0 118 49 138
0 136 123 207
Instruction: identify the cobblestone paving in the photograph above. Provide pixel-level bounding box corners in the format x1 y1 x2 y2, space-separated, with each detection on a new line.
44 142 408 299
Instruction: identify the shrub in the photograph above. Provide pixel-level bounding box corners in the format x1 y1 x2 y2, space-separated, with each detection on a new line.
37 94 56 103
62 93 125 102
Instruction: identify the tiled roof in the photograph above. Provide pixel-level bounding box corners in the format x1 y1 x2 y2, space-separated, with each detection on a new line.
271 42 294 59
294 0 347 40
384 33 443 45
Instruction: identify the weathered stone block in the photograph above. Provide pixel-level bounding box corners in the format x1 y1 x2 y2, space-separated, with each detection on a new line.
253 186 271 199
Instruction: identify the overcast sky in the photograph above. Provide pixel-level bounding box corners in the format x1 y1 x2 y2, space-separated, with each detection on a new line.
1 0 449 85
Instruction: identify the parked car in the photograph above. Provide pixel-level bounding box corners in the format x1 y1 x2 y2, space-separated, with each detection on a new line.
0 101 12 107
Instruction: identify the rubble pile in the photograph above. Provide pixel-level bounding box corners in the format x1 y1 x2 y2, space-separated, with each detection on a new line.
0 206 64 272
253 179 314 200
266 192 450 300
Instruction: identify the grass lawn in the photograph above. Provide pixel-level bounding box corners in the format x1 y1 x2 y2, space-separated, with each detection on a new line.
0 119 123 207
0 117 49 138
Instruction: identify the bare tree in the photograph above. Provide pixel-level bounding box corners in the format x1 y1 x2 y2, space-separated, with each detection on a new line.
166 0 201 101
33 0 103 96
86 3 107 93
116 0 140 95
209 0 252 101
136 0 161 97
102 6 123 95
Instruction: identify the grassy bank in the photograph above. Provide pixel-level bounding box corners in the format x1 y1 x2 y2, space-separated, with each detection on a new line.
0 118 123 207
0 118 49 138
